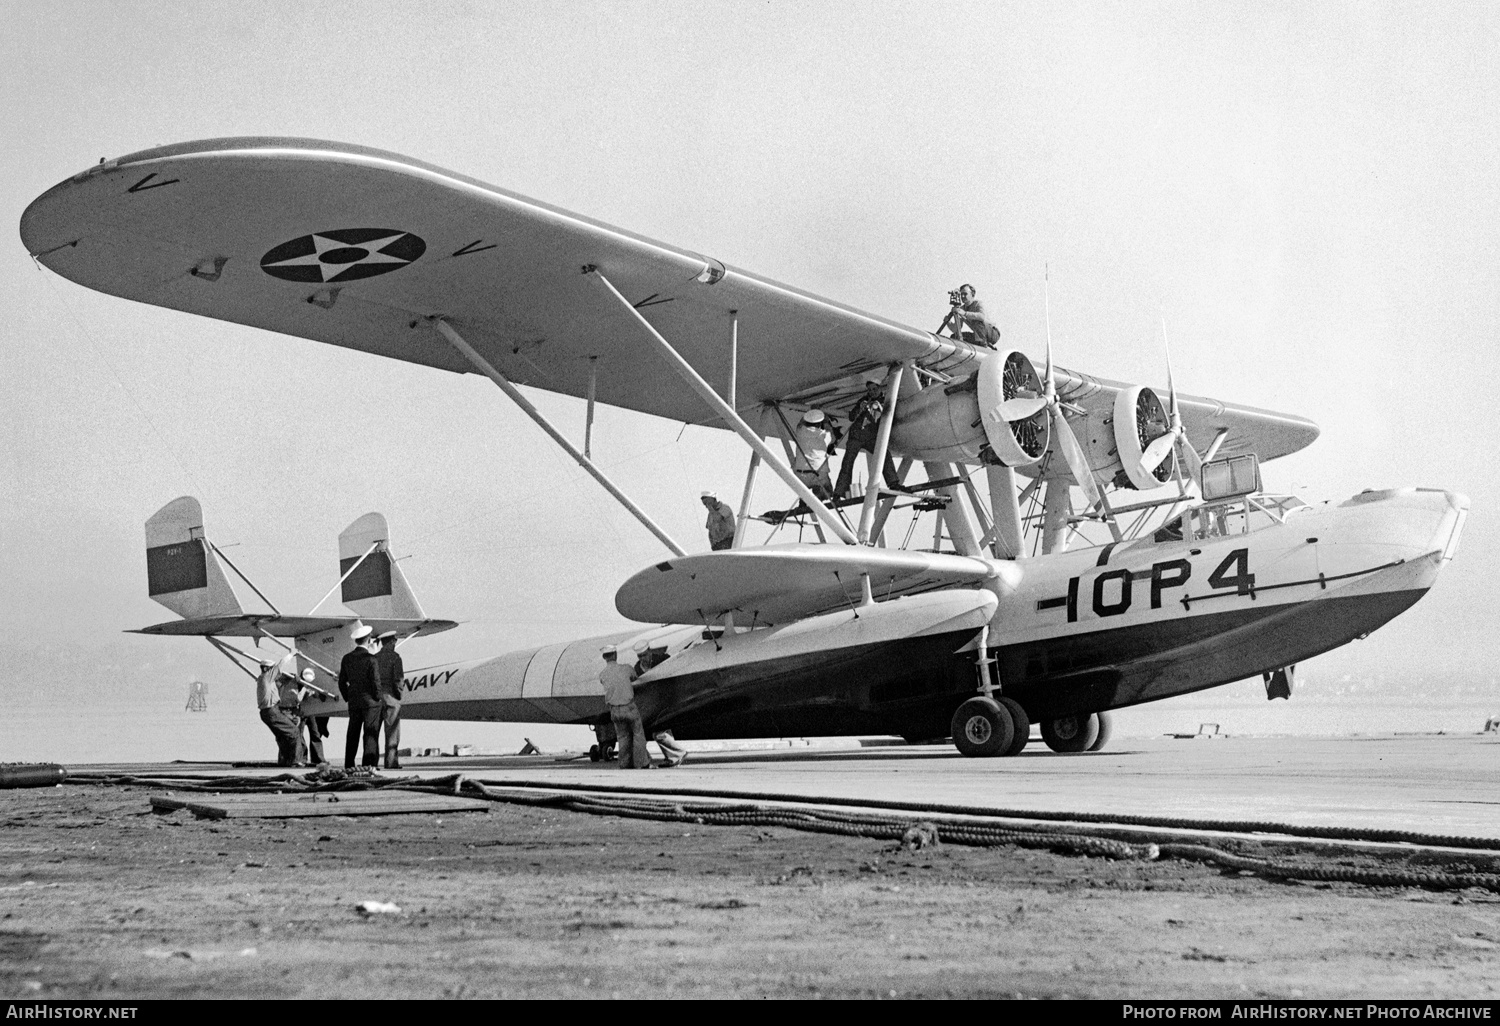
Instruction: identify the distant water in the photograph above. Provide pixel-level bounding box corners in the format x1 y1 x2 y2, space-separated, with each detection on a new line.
2 687 1493 765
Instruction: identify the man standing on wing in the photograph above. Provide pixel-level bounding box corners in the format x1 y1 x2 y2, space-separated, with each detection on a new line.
701 491 737 551
834 378 903 500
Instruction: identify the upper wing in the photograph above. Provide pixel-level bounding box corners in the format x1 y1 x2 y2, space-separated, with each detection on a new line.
20 138 957 428
20 137 1317 461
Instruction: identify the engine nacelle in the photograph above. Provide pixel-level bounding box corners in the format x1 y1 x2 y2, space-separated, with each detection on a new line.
888 350 1049 467
1112 385 1174 490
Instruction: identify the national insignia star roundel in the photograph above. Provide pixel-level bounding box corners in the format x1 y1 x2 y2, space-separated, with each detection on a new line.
260 228 426 284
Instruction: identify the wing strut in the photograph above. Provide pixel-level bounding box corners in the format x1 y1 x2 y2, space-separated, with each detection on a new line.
432 318 688 557
588 268 858 546
856 361 908 544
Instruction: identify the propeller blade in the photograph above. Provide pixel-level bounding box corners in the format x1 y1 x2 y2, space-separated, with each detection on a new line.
1043 265 1056 399
1051 406 1100 507
1176 436 1204 486
1141 431 1178 474
999 396 1048 422
1161 315 1178 420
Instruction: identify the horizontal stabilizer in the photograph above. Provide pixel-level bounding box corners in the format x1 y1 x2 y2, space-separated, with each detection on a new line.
144 496 243 620
338 512 427 620
615 544 1001 626
129 614 457 639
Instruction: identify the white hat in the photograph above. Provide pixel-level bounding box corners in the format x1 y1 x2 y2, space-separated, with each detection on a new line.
377 630 398 641
601 645 617 657
801 409 826 424
300 668 316 683
351 624 373 641
700 490 716 499
633 640 649 654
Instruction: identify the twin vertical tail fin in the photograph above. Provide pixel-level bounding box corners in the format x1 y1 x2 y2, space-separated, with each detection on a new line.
144 497 245 620
337 512 427 621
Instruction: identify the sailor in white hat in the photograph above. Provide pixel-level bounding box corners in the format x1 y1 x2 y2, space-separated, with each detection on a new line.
791 409 839 500
338 623 382 769
299 667 331 767
700 491 736 551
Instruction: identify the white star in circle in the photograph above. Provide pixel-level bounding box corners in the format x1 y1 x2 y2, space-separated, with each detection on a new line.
262 232 413 282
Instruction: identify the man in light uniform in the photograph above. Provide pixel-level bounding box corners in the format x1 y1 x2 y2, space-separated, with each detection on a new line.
701 491 736 551
599 645 651 769
790 409 838 500
256 654 302 767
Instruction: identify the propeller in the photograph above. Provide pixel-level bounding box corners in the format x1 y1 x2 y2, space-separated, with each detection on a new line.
1137 318 1203 490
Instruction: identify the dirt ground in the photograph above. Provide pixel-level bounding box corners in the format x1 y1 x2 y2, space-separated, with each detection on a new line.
1 783 1498 1000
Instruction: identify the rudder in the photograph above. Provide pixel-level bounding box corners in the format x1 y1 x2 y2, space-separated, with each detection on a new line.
337 512 427 620
144 496 244 620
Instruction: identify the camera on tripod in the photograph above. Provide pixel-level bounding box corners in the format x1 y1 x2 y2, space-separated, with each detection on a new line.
948 288 964 306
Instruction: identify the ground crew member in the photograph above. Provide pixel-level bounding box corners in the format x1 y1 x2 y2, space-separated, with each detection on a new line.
834 379 903 500
374 630 404 769
632 641 688 767
338 624 381 768
701 491 736 550
256 654 301 767
940 284 1000 348
599 646 651 769
276 663 317 767
300 668 330 766
790 409 838 500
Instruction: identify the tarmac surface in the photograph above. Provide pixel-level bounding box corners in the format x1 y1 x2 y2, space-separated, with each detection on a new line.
5 732 1496 999
78 731 1500 841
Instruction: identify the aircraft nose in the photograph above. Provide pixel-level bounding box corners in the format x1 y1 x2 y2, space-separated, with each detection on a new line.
1337 486 1468 564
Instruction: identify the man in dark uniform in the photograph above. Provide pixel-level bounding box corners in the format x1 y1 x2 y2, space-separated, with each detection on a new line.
374 630 405 769
337 624 381 768
834 378 903 500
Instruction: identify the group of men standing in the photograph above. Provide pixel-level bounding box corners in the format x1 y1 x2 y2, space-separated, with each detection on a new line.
338 624 405 769
254 624 405 769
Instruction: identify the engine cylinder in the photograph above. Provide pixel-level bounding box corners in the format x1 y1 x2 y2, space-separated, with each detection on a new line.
1112 385 1174 490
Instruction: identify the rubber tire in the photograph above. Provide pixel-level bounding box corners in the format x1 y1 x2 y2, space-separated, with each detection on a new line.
588 744 602 763
1087 711 1113 752
951 697 1014 757
997 697 1030 757
1041 713 1100 753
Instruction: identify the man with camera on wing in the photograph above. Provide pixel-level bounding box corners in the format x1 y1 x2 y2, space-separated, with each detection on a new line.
940 283 1000 348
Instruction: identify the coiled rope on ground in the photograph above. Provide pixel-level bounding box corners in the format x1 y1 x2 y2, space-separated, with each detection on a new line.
57 770 1500 894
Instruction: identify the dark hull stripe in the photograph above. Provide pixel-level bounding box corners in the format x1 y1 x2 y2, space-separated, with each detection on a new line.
400 587 1430 741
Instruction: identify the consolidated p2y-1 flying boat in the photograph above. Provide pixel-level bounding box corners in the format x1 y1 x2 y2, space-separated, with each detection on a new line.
21 138 1469 757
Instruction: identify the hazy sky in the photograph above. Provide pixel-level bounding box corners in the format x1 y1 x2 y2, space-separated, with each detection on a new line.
3 1 1497 759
